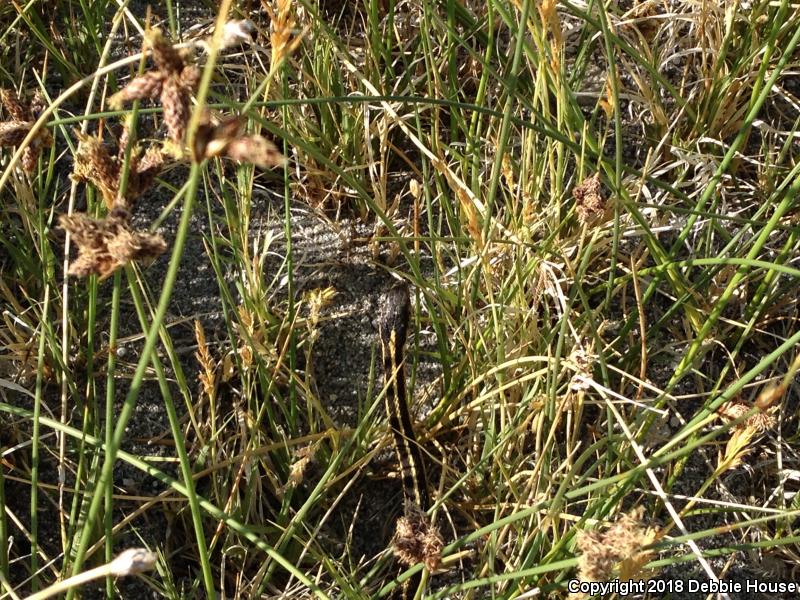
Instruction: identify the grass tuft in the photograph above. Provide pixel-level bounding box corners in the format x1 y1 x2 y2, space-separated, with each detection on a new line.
2 0 800 598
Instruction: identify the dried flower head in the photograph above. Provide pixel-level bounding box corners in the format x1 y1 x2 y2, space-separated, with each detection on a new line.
59 207 167 279
109 28 200 146
393 503 444 573
280 443 318 495
747 411 776 434
717 399 776 434
0 88 29 121
0 122 31 147
71 131 164 209
266 0 304 69
574 530 618 584
134 144 166 193
501 152 516 195
72 133 120 206
717 400 750 424
572 507 657 598
715 397 777 473
573 173 606 225
0 88 53 173
226 136 286 168
192 113 240 159
194 319 216 400
192 112 286 168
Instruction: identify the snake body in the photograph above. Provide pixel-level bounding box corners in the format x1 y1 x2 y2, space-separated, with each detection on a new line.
378 283 428 511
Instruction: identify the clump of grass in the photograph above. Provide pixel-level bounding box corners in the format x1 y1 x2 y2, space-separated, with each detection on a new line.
2 0 800 598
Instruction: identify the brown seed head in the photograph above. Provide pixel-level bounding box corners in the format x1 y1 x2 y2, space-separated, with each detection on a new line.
146 28 186 75
29 90 46 119
0 89 52 172
136 145 165 177
72 131 163 208
0 121 33 147
108 29 197 148
22 147 38 173
161 77 190 145
574 508 655 586
575 530 618 583
192 113 240 161
109 72 164 109
0 88 29 121
716 398 775 437
717 400 750 425
574 173 606 225
60 210 166 279
392 504 443 573
192 112 286 168
117 121 132 162
747 411 776 434
129 145 164 199
225 136 287 168
179 64 201 92
72 133 121 208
